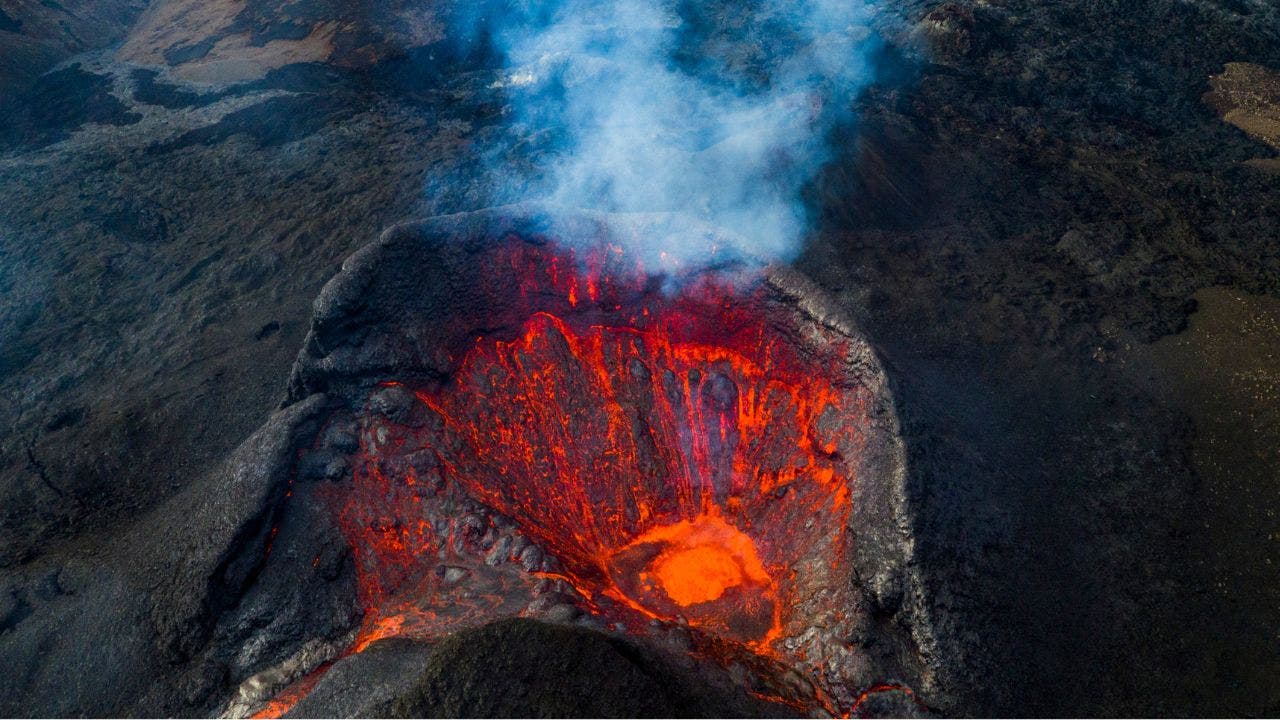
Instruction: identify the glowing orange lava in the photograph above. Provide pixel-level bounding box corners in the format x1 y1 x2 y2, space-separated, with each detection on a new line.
336 251 865 689
391 306 858 647
643 513 766 606
257 241 890 718
608 509 778 641
658 544 743 604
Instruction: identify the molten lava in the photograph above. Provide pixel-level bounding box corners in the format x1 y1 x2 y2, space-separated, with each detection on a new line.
635 511 769 607
610 509 777 642
656 543 747 605
258 241 903 717
381 304 860 649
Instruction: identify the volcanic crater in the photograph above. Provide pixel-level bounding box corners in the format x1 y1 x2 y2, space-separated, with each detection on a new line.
232 206 936 718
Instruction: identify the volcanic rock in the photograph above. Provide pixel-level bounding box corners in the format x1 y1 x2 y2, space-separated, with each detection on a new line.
0 0 1277 716
288 620 798 718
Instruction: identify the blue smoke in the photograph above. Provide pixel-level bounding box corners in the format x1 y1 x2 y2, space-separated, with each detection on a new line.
466 0 882 266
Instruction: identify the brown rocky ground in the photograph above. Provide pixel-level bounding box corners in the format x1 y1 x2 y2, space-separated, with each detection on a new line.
117 0 446 83
0 0 1277 715
1208 61 1280 172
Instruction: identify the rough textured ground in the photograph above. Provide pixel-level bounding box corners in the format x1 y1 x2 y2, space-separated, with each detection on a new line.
0 0 1277 716
370 619 796 719
0 0 147 90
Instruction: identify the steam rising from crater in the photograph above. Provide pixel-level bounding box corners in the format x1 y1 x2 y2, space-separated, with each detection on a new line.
465 0 882 265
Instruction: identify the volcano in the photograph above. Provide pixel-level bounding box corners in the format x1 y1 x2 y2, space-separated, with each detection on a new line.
216 206 936 718
2 0 1278 715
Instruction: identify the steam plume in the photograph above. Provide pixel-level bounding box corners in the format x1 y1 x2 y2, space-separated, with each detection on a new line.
463 0 882 266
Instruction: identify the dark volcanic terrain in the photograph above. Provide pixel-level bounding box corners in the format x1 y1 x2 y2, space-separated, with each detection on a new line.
1 0 1278 716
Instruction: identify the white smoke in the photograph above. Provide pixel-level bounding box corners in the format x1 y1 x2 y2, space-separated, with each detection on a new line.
470 0 882 266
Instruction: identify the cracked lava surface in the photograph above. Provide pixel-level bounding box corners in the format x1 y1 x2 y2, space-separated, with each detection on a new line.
253 239 914 717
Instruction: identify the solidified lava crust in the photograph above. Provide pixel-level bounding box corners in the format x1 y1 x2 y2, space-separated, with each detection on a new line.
247 208 930 718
